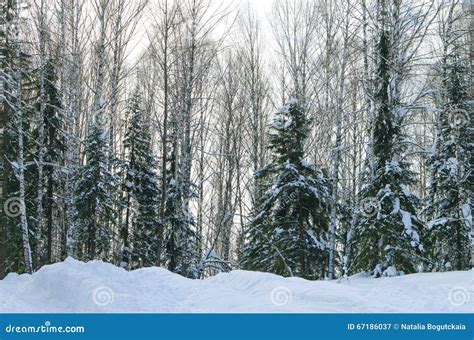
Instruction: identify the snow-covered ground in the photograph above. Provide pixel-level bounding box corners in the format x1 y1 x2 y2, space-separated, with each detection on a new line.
1 258 472 313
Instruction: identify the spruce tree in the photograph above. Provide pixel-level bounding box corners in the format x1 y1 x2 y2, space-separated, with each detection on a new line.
42 60 65 263
243 99 331 280
122 91 161 269
31 59 65 265
162 116 199 278
426 43 472 271
353 27 423 277
75 100 116 261
2 0 35 274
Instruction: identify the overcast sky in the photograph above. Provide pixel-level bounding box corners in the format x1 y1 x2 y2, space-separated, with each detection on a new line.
128 0 276 67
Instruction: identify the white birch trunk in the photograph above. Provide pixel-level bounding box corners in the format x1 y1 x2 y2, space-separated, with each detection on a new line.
328 4 350 280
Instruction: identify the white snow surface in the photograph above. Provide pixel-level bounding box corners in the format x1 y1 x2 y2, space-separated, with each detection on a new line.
1 258 472 313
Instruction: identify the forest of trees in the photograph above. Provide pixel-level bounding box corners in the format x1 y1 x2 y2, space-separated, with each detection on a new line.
0 0 472 280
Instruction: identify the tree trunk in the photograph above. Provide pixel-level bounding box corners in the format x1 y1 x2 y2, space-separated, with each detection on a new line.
328 5 350 280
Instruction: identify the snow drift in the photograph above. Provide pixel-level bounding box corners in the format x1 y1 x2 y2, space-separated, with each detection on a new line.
1 258 472 313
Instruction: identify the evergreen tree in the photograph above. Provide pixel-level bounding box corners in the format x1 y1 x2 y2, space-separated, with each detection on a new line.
121 91 161 269
243 99 331 280
74 100 116 261
162 115 199 278
42 60 65 263
30 59 65 266
353 26 423 277
426 42 472 271
1 0 35 274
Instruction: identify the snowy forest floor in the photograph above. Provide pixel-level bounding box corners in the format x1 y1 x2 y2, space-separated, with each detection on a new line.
0 258 472 313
